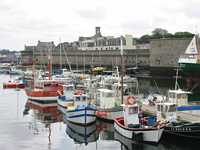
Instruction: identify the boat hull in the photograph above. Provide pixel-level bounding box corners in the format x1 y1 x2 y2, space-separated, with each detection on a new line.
114 117 164 143
164 123 200 139
3 83 25 89
64 107 96 125
180 63 200 74
26 90 59 103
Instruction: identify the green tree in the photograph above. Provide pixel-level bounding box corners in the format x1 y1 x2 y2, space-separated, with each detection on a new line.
152 28 168 38
140 34 151 43
174 32 194 38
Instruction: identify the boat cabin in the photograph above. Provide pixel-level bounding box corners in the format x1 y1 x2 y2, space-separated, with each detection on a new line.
168 89 191 106
63 84 74 97
156 102 177 122
123 104 140 127
96 89 117 109
73 90 88 108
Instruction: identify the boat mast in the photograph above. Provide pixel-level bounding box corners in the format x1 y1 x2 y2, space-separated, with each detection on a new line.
120 36 124 104
48 44 52 80
32 46 35 88
59 38 62 70
196 34 200 60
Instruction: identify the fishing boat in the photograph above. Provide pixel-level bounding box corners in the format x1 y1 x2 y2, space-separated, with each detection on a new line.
25 80 64 103
114 96 167 143
155 89 200 140
25 46 64 104
3 80 25 89
59 89 96 125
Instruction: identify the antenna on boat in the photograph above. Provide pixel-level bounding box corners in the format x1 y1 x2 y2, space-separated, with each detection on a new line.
120 36 124 104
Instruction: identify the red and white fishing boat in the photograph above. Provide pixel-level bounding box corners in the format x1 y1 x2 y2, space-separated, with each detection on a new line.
114 96 167 143
3 81 25 89
25 80 64 103
25 47 64 103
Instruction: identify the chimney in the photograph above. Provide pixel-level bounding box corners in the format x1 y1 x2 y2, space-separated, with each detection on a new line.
95 27 101 37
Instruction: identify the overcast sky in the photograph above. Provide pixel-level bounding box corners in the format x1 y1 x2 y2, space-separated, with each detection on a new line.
0 0 200 50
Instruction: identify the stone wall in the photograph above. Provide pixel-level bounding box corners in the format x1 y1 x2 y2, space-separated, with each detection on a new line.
21 49 150 68
150 38 192 67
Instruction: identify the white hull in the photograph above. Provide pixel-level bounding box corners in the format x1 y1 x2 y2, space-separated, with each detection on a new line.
114 122 164 143
57 104 67 114
57 98 69 108
64 107 96 125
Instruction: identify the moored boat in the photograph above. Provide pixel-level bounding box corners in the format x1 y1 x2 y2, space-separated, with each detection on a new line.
155 89 200 140
114 97 167 143
59 89 96 125
3 81 25 89
25 80 64 103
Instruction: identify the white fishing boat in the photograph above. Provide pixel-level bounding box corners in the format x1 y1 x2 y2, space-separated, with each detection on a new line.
58 88 96 125
114 97 167 143
155 89 200 140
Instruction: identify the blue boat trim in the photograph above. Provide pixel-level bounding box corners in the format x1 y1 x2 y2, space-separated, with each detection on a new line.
67 107 96 113
68 114 96 118
177 105 200 111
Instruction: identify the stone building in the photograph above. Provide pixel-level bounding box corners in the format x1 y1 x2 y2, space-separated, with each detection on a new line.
78 27 148 51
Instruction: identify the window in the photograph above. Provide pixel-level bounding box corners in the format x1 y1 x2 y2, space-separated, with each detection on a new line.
128 107 138 114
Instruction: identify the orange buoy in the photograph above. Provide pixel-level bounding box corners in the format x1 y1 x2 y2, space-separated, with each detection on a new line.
126 96 136 105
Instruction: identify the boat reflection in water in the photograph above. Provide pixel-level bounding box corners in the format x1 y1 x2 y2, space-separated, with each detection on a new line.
114 129 200 150
114 130 166 150
23 99 62 144
64 117 99 145
96 121 115 141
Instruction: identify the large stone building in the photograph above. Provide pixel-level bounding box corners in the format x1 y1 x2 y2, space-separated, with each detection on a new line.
21 41 149 68
78 27 149 51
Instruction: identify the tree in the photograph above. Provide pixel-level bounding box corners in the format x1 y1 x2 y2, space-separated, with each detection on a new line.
152 28 168 38
139 34 151 43
174 32 194 38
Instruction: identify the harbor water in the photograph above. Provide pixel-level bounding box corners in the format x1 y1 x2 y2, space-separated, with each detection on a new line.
0 74 199 150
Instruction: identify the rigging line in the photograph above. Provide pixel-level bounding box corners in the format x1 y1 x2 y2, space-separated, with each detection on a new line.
153 79 161 94
190 82 199 92
63 44 72 72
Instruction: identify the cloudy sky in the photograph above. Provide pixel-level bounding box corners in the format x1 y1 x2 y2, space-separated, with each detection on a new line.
0 0 200 50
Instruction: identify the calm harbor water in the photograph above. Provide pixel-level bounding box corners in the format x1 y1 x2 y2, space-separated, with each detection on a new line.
0 74 199 150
